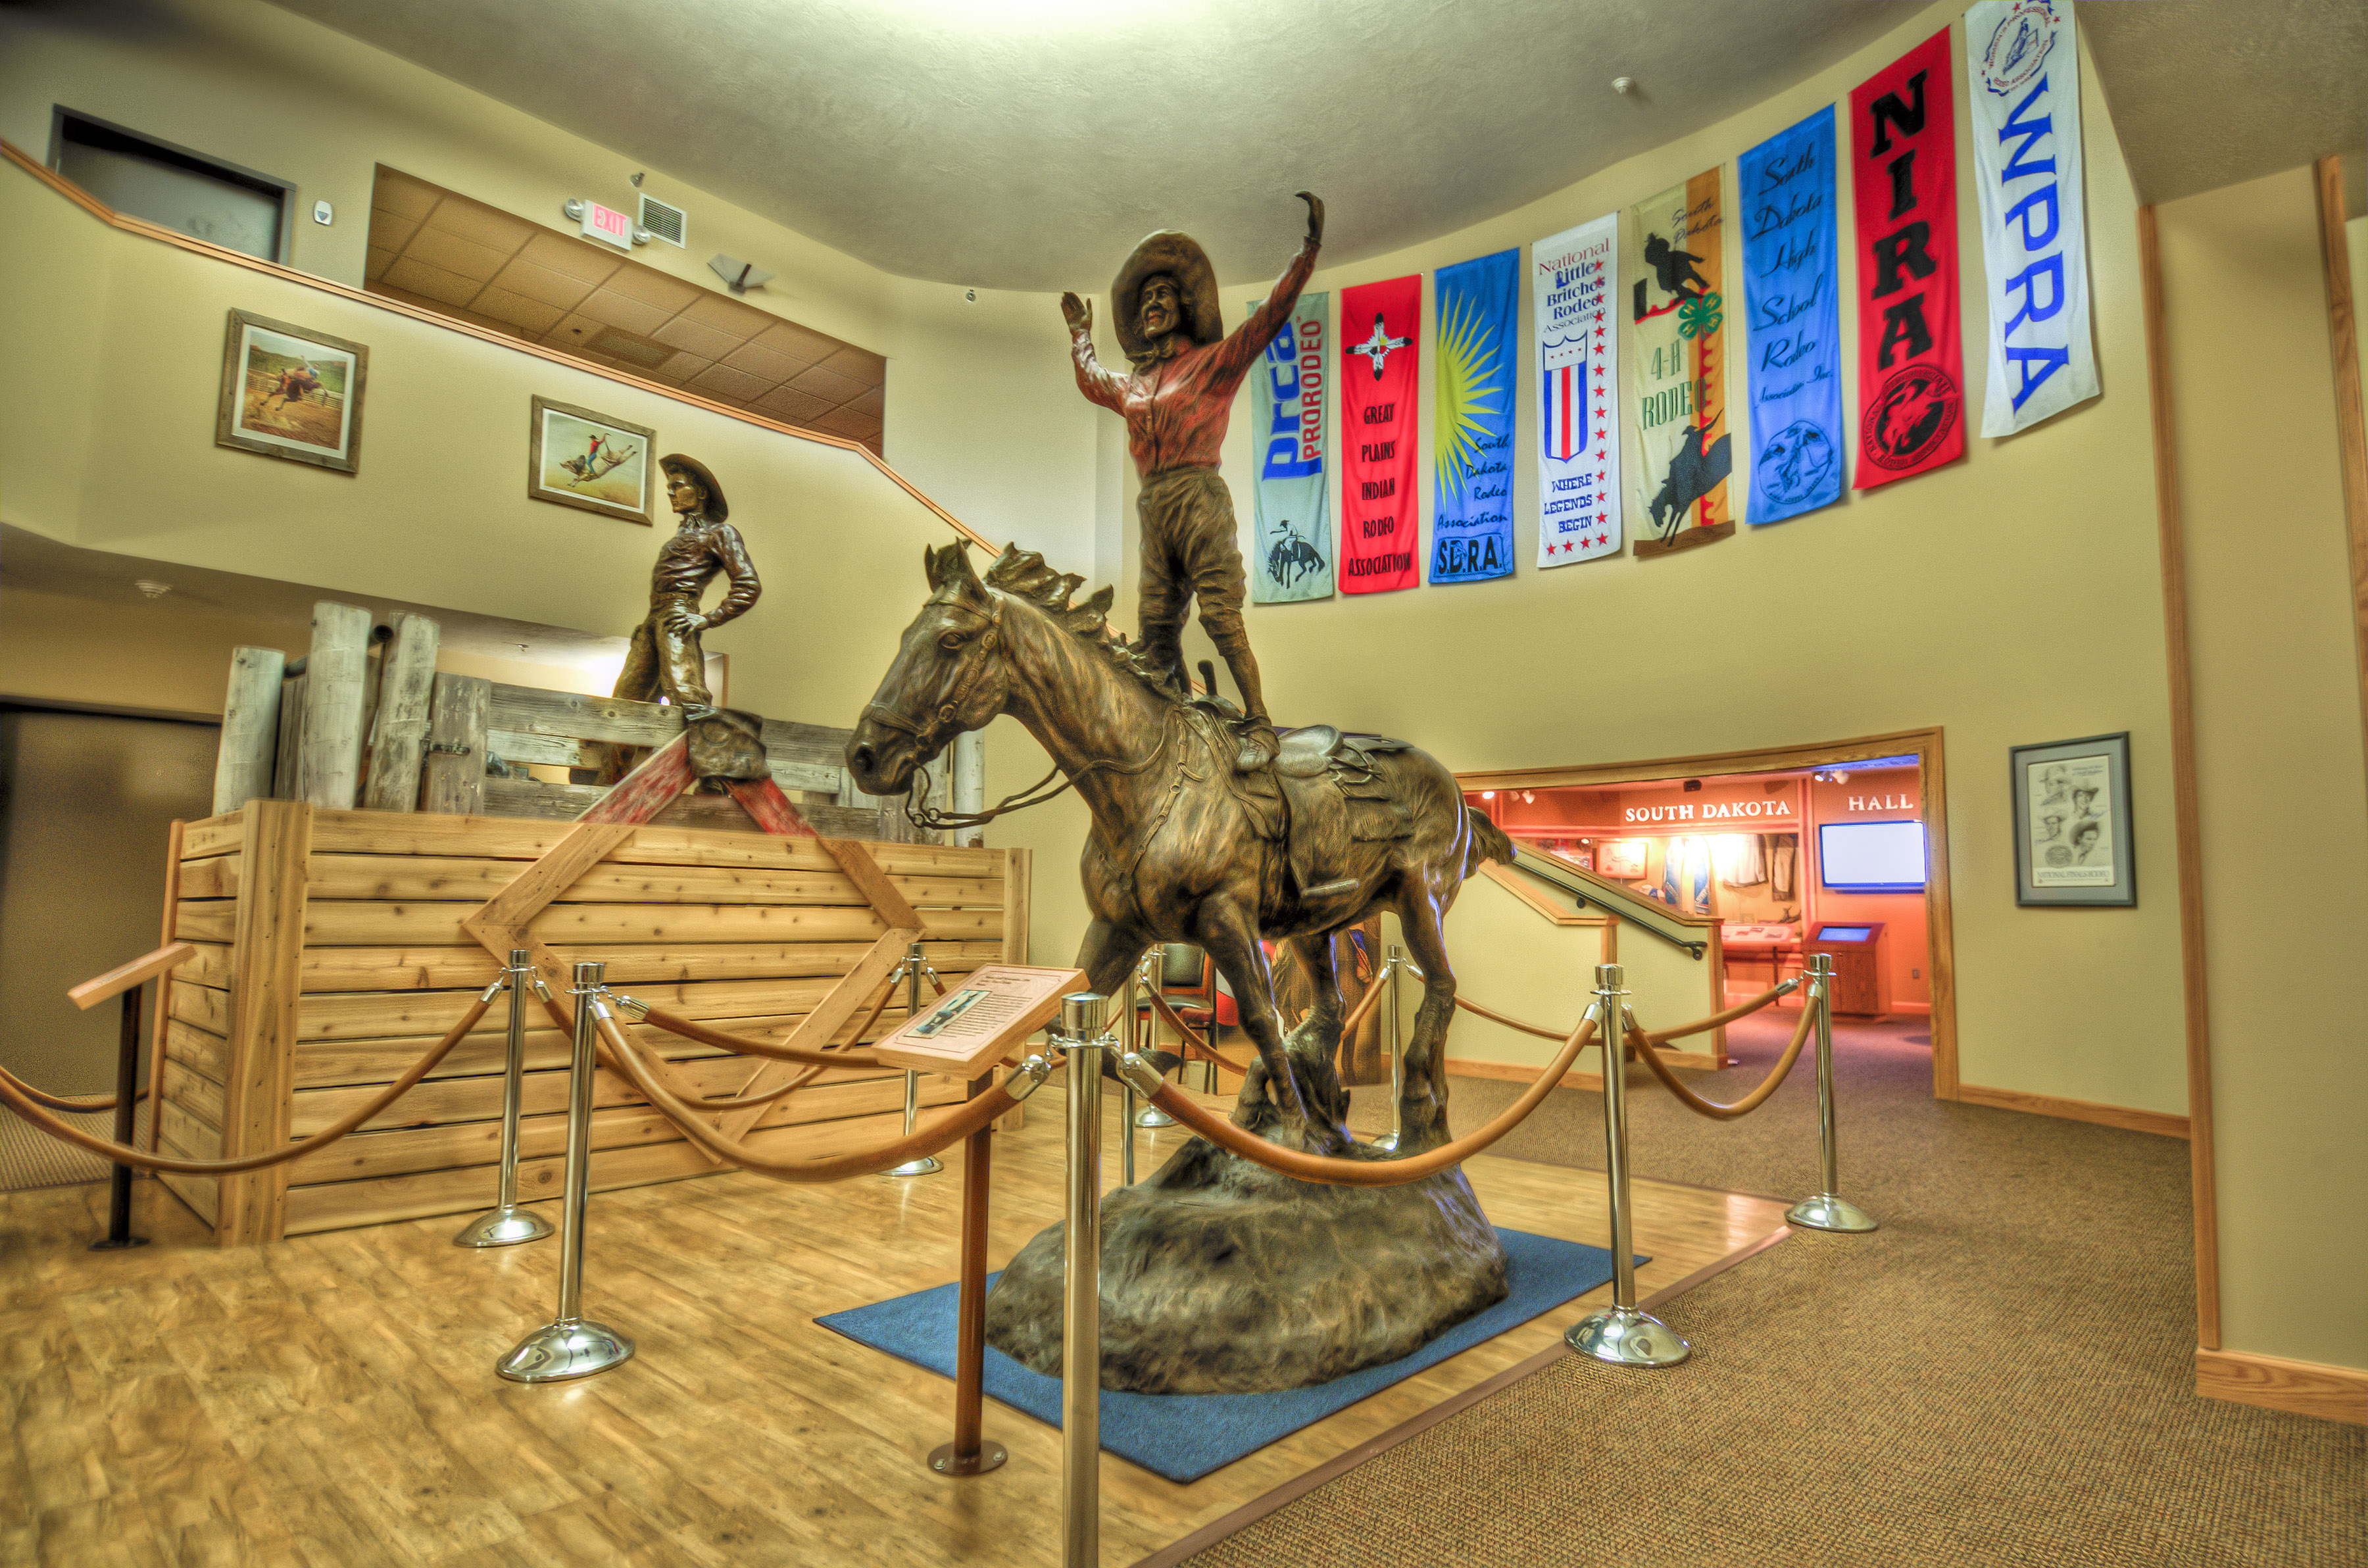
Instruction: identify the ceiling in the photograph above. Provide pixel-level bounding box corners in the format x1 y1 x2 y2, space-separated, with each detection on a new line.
366 168 886 449
272 0 1933 291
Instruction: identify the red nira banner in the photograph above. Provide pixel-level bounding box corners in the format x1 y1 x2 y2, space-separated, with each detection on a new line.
1851 27 1964 489
1337 275 1421 593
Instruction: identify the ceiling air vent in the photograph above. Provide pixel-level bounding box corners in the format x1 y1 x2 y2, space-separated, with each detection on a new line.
637 193 687 248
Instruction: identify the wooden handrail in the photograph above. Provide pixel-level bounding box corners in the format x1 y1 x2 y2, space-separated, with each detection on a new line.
66 943 198 1011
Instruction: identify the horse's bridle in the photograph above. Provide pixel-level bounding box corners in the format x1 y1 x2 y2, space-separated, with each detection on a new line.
860 592 1004 758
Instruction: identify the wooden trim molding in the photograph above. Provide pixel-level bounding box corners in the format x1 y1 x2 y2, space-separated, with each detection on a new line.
0 137 995 554
1456 728 1941 793
2137 201 2223 1350
2195 1348 2368 1425
2311 156 2368 808
1956 1083 2188 1140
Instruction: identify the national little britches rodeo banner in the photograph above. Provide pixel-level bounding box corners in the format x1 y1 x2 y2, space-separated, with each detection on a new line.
1852 26 1964 487
1533 214 1621 567
1429 249 1517 583
1966 0 2098 435
1629 168 1733 558
1248 291 1333 603
1740 105 1844 526
1338 274 1421 595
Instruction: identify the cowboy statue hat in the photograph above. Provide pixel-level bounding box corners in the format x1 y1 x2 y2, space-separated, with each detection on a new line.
658 453 729 522
1111 230 1224 360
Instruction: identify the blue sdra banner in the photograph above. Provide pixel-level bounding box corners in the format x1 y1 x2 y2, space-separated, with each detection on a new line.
1740 104 1845 526
1248 291 1332 603
1429 249 1518 583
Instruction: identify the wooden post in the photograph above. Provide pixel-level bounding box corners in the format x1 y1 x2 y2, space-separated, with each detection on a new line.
216 801 311 1246
145 820 185 1152
212 647 286 814
423 672 490 816
297 601 372 809
363 613 441 812
271 672 307 799
950 731 986 848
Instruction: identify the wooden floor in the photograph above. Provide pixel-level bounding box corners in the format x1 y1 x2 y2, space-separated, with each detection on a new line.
0 1089 1791 1568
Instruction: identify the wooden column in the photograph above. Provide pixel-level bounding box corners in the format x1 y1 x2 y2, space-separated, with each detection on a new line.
215 800 312 1246
143 820 185 1153
423 672 489 816
363 613 440 812
212 647 286 814
298 602 372 808
950 730 986 848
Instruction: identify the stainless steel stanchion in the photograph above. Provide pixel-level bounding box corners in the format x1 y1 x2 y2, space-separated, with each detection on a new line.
1132 951 1175 1130
1059 992 1108 1568
887 941 944 1178
89 983 150 1252
1786 953 1879 1234
1566 963 1690 1367
1118 964 1139 1186
455 950 556 1247
497 961 634 1383
1372 945 1406 1152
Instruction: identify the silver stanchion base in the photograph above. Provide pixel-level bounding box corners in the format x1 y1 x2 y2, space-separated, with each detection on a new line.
496 1318 634 1383
1566 1305 1690 1367
885 1154 945 1177
452 1205 555 1248
1785 1193 1880 1233
1133 1103 1176 1129
1369 1131 1400 1152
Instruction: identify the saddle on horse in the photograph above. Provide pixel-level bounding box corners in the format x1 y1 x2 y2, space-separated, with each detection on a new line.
1190 706 1419 902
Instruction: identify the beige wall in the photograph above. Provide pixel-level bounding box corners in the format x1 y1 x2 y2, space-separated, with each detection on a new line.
2156 168 2368 1370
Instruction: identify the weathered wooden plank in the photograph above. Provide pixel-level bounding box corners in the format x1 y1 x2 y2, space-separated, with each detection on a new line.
303 900 1000 947
297 808 1001 874
758 716 852 771
487 683 683 748
298 852 1002 908
174 900 237 943
291 939 1001 993
422 673 489 816
170 981 232 1036
722 775 818 838
768 758 842 795
482 775 601 820
271 671 306 799
164 1019 231 1085
212 647 286 815
217 800 312 1246
362 612 439 812
297 602 372 810
179 856 237 898
180 814 246 860
580 733 693 824
485 727 585 769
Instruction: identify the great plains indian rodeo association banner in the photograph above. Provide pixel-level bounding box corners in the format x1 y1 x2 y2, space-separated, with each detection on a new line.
1247 291 1332 603
1740 105 1844 526
1337 274 1421 595
1532 214 1621 567
1629 168 1733 558
1966 0 2098 435
1852 27 1964 487
1429 249 1517 584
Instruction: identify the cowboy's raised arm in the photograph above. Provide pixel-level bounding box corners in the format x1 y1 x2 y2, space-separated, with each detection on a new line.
1208 193 1324 385
1062 292 1125 412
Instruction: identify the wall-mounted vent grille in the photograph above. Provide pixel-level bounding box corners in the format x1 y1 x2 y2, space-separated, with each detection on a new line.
637 193 686 247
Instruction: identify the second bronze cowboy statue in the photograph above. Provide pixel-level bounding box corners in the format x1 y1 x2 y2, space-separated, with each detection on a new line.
1062 192 1323 772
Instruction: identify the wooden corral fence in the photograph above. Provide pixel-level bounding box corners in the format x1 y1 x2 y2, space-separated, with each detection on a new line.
152 802 1029 1244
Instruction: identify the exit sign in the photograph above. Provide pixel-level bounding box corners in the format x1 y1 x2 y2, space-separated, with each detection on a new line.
579 200 633 250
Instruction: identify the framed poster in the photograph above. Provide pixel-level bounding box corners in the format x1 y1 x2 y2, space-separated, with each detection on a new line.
528 396 656 524
2011 732 2134 906
1598 839 1648 879
216 309 366 472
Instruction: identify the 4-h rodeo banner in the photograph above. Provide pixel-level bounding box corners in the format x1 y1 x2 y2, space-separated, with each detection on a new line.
1629 168 1734 558
1740 105 1844 525
1337 274 1421 595
1852 26 1965 487
1247 290 1332 603
1430 249 1517 584
1532 213 1621 567
1966 0 2098 435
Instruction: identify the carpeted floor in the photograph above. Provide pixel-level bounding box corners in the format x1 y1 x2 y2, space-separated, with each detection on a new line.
0 1100 149 1192
1193 1015 2367 1567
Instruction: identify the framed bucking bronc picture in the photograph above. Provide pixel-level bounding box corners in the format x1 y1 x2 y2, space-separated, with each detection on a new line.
216 309 367 472
528 395 656 524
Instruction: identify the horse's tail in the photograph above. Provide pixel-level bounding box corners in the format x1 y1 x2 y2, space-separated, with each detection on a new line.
1464 804 1515 873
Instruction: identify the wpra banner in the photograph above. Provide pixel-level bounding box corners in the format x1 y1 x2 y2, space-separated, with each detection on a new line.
1966 0 2098 435
1852 26 1964 487
1740 105 1843 525
1532 213 1620 566
1629 168 1733 558
1338 274 1421 595
1430 249 1517 583
1247 291 1332 603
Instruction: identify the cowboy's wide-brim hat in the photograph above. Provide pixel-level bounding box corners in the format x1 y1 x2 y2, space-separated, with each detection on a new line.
658 453 728 522
1112 231 1223 360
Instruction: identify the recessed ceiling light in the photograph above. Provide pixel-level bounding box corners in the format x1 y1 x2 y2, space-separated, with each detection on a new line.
134 579 172 598
1612 76 1636 95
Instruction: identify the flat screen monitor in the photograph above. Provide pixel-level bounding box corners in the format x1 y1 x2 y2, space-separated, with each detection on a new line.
1818 821 1926 894
1814 925 1874 942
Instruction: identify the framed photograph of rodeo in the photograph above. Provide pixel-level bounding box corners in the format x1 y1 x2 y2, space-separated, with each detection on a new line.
527 395 656 524
2010 731 2134 907
215 308 368 473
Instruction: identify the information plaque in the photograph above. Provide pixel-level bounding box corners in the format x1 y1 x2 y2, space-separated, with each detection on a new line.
871 964 1089 1080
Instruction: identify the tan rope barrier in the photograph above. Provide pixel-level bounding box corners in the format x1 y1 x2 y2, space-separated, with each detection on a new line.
693 1060 830 1109
1635 980 1798 1046
1447 994 1570 1041
1147 989 1244 1075
626 1000 891 1071
0 990 498 1175
1620 996 1818 1121
0 1070 149 1115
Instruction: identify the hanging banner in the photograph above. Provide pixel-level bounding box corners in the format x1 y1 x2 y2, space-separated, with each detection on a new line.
1338 274 1421 595
1852 26 1965 487
1247 291 1333 603
1740 105 1844 525
1966 0 2098 435
1629 167 1733 558
1430 249 1517 583
1532 213 1621 567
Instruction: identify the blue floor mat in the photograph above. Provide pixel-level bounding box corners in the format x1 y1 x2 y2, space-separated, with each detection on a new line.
816 1227 1633 1482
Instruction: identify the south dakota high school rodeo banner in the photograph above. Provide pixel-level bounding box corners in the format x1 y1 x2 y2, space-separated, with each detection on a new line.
1966 0 2098 435
1532 213 1621 567
1248 291 1332 603
1338 274 1420 595
1740 105 1844 526
1430 249 1517 584
1629 168 1733 558
1852 26 1964 487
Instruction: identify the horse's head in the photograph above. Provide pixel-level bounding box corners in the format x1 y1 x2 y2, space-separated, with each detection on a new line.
847 543 1009 795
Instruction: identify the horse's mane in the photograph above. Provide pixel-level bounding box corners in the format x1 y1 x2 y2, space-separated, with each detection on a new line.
983 545 1183 702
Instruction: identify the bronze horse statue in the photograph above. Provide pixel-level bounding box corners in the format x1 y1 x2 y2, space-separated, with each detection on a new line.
847 543 1510 1153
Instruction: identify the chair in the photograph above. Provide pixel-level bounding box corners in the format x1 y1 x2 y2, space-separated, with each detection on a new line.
1137 942 1226 1092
